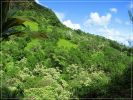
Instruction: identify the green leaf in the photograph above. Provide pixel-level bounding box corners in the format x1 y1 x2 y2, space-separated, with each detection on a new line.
2 17 26 32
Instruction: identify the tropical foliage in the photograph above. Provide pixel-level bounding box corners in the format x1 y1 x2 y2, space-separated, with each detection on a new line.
0 0 132 99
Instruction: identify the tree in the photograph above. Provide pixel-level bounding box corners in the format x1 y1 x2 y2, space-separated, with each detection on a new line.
0 0 11 32
0 0 37 38
128 10 133 23
0 0 26 38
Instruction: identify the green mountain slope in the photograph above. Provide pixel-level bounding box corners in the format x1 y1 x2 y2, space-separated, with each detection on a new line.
0 1 133 99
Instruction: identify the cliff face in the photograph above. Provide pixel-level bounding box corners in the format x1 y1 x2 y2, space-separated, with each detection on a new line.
10 0 61 26
10 0 36 9
0 0 61 35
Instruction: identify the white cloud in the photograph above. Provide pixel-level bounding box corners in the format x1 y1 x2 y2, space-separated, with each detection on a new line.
35 0 40 4
55 12 65 22
110 8 118 13
115 18 122 24
129 3 133 9
99 27 120 38
83 11 132 46
84 12 111 27
55 11 80 30
98 27 131 46
35 0 44 5
115 18 131 26
63 20 81 30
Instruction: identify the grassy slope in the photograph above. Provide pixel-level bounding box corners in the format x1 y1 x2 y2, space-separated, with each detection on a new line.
57 39 78 49
1 1 133 99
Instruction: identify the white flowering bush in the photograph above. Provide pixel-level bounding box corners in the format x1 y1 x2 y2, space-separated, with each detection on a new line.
23 63 71 99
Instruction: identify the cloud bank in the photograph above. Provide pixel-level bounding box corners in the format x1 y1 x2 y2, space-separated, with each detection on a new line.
84 12 111 27
84 11 132 46
55 11 81 30
63 20 81 30
110 8 118 13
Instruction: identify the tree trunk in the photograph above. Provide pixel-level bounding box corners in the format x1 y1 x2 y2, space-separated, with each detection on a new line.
0 0 11 34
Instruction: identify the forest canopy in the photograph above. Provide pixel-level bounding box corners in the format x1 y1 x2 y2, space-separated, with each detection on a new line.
0 0 133 99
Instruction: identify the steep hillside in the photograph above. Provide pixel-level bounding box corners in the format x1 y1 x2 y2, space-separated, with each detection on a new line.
0 0 133 99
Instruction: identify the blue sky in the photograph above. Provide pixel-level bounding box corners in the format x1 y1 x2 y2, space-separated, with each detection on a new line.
35 0 133 46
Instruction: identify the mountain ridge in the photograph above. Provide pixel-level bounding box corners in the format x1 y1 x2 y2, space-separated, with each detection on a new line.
1 0 133 99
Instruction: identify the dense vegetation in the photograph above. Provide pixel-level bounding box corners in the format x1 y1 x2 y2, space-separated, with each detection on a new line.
0 0 133 99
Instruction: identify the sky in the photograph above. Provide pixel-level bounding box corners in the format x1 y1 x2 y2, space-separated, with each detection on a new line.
35 0 133 46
